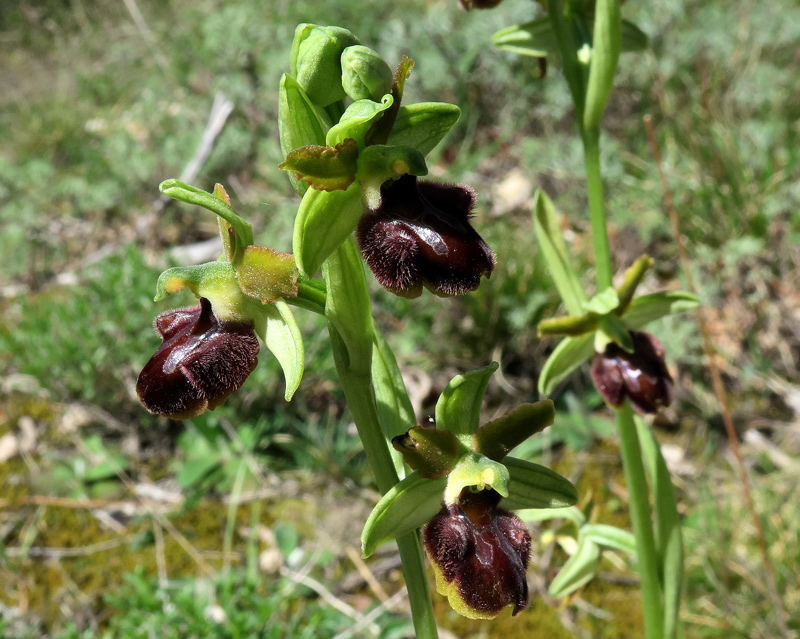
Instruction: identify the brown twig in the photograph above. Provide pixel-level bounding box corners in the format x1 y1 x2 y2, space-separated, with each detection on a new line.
643 114 790 637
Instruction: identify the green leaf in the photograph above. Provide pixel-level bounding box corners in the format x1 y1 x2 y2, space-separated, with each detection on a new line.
537 333 594 396
583 286 619 315
372 328 417 441
620 19 649 53
491 18 558 57
501 457 579 510
278 74 328 196
636 417 683 639
517 505 586 528
159 179 254 253
387 103 461 156
326 95 393 147
292 181 362 277
533 189 587 316
583 0 622 132
361 472 447 557
473 400 555 461
444 453 510 504
435 362 498 437
581 523 637 555
264 300 304 401
623 291 700 329
323 238 373 377
236 246 298 304
548 536 601 598
279 139 359 192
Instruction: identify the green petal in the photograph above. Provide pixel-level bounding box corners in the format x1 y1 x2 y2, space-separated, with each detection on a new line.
279 139 359 192
473 400 555 462
236 246 298 304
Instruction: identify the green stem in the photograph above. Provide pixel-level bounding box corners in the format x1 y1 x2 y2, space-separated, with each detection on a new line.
615 402 664 639
582 128 613 290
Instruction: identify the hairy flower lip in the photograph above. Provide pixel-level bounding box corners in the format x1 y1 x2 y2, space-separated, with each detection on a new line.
423 489 530 619
136 298 260 420
591 330 673 414
357 174 495 298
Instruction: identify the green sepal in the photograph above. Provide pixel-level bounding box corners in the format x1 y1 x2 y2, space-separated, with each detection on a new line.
387 103 461 156
159 179 254 257
616 255 653 314
501 457 579 510
361 471 447 557
537 313 598 337
279 139 359 192
548 536 601 598
213 184 235 262
636 416 683 639
444 453 510 505
538 333 594 396
372 329 417 442
595 313 634 353
293 181 362 277
473 400 555 461
582 286 619 315
533 189 587 316
435 362 499 438
392 426 466 479
622 290 699 329
264 299 304 401
326 95 393 147
322 238 373 377
517 505 586 528
580 523 637 555
290 24 360 107
341 45 393 102
620 19 649 53
491 17 557 58
278 74 328 196
583 0 621 132
358 144 428 210
236 246 298 304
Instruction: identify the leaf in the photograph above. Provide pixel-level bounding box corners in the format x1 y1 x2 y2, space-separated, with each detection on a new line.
636 417 683 639
292 181 362 277
264 300 304 401
278 74 328 196
236 246 298 304
361 472 447 557
517 505 586 528
583 0 621 132
581 523 637 555
279 139 359 192
444 453 510 505
435 362 498 437
326 95 393 147
621 19 649 53
533 189 587 316
491 18 558 57
537 333 594 396
387 103 461 155
473 400 555 461
548 536 601 598
372 328 416 440
623 291 700 329
502 457 579 510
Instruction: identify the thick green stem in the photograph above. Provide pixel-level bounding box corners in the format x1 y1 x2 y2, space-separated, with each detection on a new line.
582 128 613 290
616 402 664 639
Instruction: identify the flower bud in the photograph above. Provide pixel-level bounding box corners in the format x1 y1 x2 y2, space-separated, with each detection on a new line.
423 489 530 619
136 298 259 419
590 330 673 414
356 174 495 298
293 25 360 107
341 45 393 102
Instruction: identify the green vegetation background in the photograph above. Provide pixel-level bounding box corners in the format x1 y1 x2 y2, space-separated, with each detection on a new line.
0 0 798 637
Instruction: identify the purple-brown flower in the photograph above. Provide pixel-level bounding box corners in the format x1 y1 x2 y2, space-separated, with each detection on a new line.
356 174 495 298
590 330 673 414
423 489 531 619
460 0 505 9
136 297 260 420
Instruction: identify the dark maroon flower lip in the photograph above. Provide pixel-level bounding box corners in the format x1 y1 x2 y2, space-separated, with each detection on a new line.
136 298 260 420
357 174 495 299
591 330 673 414
423 489 531 618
